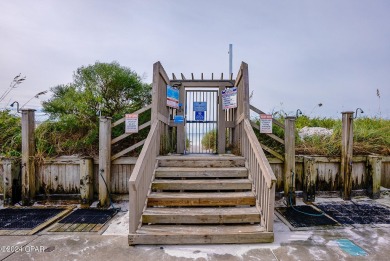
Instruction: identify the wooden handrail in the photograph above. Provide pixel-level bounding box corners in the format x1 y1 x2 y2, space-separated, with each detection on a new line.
243 119 277 188
238 118 277 232
129 120 160 233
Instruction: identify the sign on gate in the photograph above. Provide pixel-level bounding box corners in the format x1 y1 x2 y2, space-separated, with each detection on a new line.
167 85 179 109
260 114 273 133
195 111 205 121
125 114 138 133
193 102 207 112
221 87 237 109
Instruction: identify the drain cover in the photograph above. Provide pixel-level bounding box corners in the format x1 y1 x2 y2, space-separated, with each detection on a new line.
276 205 338 228
315 202 390 225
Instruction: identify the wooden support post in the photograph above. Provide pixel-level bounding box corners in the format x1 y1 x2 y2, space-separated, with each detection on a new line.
177 85 186 153
3 159 20 206
99 116 112 208
367 156 382 199
340 111 354 200
80 158 94 208
284 116 296 206
218 85 226 154
21 109 35 205
303 156 316 202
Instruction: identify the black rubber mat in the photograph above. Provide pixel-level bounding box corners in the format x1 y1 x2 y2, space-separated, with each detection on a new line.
276 205 338 228
316 202 390 225
58 209 117 224
0 208 65 230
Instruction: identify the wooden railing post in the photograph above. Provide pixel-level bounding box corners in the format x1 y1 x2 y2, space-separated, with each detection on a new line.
99 116 112 207
340 111 354 200
80 157 94 207
3 159 20 206
21 109 35 205
367 156 382 199
284 116 296 206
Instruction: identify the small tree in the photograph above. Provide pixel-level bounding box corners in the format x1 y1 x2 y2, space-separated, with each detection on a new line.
38 61 151 156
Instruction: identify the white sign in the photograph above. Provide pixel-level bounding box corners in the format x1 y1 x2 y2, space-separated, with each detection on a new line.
125 114 138 133
221 87 237 110
260 114 273 134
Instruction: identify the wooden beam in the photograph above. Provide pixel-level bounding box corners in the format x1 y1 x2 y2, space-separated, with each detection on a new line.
284 117 296 206
111 121 151 144
172 73 177 80
98 116 111 208
212 73 214 80
220 73 223 80
367 156 382 199
260 143 284 161
340 111 354 200
21 109 35 205
111 140 145 160
201 73 203 80
181 73 186 80
191 73 194 80
230 73 233 80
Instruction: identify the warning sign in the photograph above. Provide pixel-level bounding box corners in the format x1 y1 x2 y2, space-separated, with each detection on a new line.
125 114 138 133
221 87 237 110
260 114 273 134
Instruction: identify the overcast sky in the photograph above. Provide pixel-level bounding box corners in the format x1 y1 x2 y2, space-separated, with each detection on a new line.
1 0 389 119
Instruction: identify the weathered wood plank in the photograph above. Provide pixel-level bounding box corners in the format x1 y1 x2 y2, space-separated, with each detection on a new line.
260 143 284 161
250 121 284 145
152 179 252 191
158 156 245 168
147 192 256 207
111 140 145 161
129 225 273 245
142 207 260 224
111 121 151 144
155 167 248 178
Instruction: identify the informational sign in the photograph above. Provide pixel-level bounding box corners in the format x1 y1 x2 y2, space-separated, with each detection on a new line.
221 87 237 110
195 111 205 121
167 85 179 109
193 102 207 112
260 114 273 134
125 114 138 133
174 115 184 124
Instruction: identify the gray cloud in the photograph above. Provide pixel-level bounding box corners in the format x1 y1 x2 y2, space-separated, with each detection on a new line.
0 0 389 118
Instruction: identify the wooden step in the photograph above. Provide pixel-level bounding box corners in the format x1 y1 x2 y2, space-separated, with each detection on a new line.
147 192 256 207
155 167 248 178
158 156 245 168
152 179 252 190
129 224 273 244
142 207 260 224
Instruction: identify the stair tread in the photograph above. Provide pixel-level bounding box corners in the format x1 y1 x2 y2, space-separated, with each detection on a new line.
149 191 255 198
157 156 245 161
143 207 259 215
153 179 251 184
136 224 266 235
155 167 248 178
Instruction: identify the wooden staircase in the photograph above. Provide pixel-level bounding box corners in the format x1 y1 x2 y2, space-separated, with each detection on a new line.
128 155 274 245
